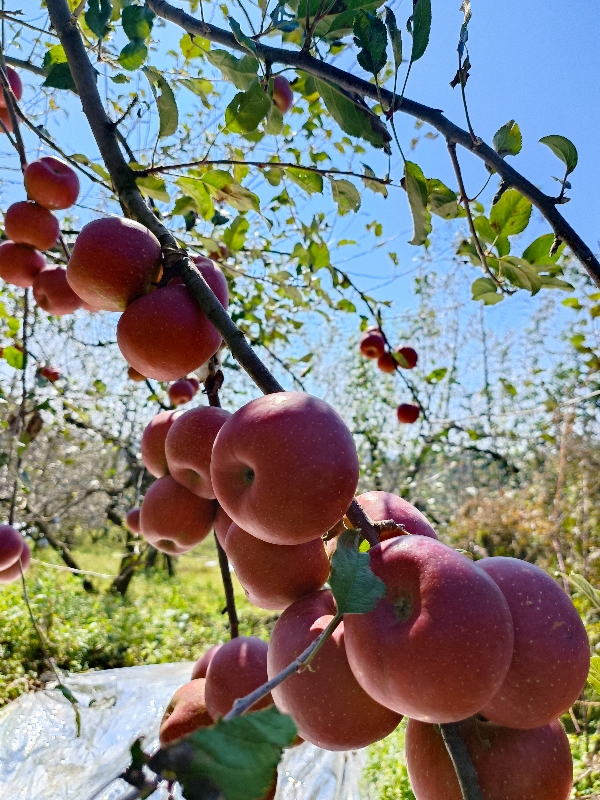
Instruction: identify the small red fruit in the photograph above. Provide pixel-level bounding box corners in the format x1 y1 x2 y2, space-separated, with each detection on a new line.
125 507 141 534
24 156 80 210
141 409 183 478
192 256 229 307
0 524 25 570
396 346 418 369
127 365 146 382
360 329 385 359
397 403 420 424
0 242 45 287
33 266 83 316
377 352 397 373
272 75 294 114
0 541 30 583
5 202 60 251
0 66 23 107
0 107 12 133
191 644 223 680
159 678 214 746
168 379 196 407
40 365 60 383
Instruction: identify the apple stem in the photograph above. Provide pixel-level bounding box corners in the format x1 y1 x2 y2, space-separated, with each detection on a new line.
439 722 484 800
345 500 380 547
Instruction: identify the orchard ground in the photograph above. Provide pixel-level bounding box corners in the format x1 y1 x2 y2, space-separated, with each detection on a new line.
1 532 599 799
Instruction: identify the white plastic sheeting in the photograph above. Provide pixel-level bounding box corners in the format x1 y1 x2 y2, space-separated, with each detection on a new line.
0 663 364 800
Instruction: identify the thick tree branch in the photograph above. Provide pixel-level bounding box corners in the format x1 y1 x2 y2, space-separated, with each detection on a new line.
4 55 46 77
146 0 600 287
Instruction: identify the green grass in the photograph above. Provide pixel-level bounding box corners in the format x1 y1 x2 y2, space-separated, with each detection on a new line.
362 722 415 800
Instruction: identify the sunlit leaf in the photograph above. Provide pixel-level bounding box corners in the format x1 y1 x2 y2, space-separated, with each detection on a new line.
330 530 386 614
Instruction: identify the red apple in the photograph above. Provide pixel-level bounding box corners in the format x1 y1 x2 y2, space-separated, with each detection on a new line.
0 66 23 107
0 107 12 132
191 644 224 680
117 285 222 381
4 202 60 251
67 217 162 312
141 409 183 478
377 352 396 373
272 76 293 114
0 242 45 287
165 406 231 499
360 329 385 359
140 475 216 554
214 505 232 550
477 557 590 729
168 379 196 407
343 536 514 723
192 256 229 307
125 507 141 534
224 523 330 610
0 524 24 570
405 716 572 800
24 156 79 210
210 392 359 545
0 542 30 583
40 365 60 383
127 365 146 382
397 403 420 424
187 376 200 392
159 678 214 746
396 346 418 369
205 636 272 719
268 589 401 750
33 265 83 315
354 491 437 540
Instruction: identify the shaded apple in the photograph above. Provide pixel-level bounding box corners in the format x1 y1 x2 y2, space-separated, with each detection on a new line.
360 329 385 359
397 403 420 424
125 508 141 534
0 66 22 107
396 346 418 369
40 365 60 383
141 409 183 478
0 542 30 583
214 505 232 550
205 636 272 719
272 76 293 114
159 678 214 746
168 379 196 407
377 352 396 373
5 201 60 251
191 643 224 680
0 241 45 287
127 365 146 382
0 524 24 570
33 266 83 315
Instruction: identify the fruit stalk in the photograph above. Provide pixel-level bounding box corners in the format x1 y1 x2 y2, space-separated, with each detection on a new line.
439 722 484 800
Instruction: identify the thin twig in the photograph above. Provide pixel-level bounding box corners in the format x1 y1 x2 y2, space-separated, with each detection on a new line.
439 723 483 800
214 534 239 639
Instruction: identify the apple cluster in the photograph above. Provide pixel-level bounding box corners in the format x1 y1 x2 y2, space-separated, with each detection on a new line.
360 326 421 424
0 524 31 583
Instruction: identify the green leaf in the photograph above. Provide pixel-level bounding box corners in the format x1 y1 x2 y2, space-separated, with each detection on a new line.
85 0 112 40
315 78 391 152
336 298 357 312
489 189 532 238
201 170 260 214
539 135 578 175
361 164 388 197
136 175 170 203
538 275 574 291
492 120 522 158
3 346 23 369
179 33 209 60
122 4 155 40
404 161 431 246
471 277 501 305
180 78 214 97
499 378 517 397
425 367 447 383
410 0 431 62
118 39 147 71
287 168 324 195
42 46 77 93
228 17 257 55
143 67 178 138
331 178 361 215
175 178 215 220
225 79 271 134
472 215 495 244
175 707 297 800
329 530 386 614
499 257 542 294
223 215 249 251
427 178 460 219
384 7 402 75
562 297 583 310
110 73 131 84
206 50 259 90
353 10 387 77
264 101 283 135
569 573 600 611
522 233 564 264
588 656 600 696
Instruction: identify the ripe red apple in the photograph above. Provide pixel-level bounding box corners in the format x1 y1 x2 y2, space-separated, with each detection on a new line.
125 507 141 534
141 409 183 478
405 716 572 800
140 475 217 554
377 352 396 373
159 678 214 746
210 392 359 545
117 285 222 381
214 505 232 550
477 557 590 729
360 329 385 359
168 379 196 407
268 589 401 749
224 523 330 610
0 542 30 583
192 256 229 307
0 66 23 107
165 406 231 499
5 202 60 251
0 107 12 132
0 524 24 570
24 156 79 210
204 636 272 719
40 365 60 383
33 265 83 315
191 643 224 680
272 76 293 114
127 365 146 382
344 536 514 723
187 376 200 392
397 403 420 424
396 346 418 369
355 491 437 540
67 217 162 312
0 242 45 287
